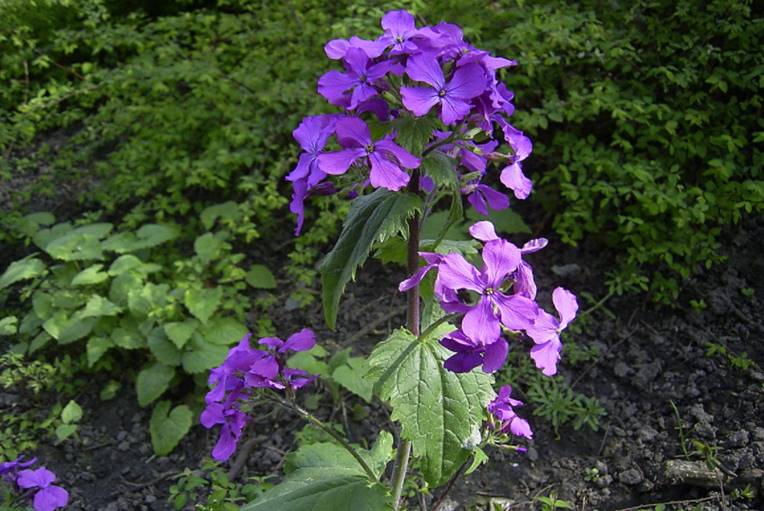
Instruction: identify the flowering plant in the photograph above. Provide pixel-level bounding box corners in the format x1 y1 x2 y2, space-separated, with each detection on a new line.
0 456 68 511
203 10 577 510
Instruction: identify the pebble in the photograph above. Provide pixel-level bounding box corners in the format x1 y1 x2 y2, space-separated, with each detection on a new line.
618 468 643 485
117 441 131 452
613 362 630 377
726 430 749 448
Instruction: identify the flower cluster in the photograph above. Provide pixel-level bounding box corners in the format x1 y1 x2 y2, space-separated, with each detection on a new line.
400 221 578 377
201 329 317 461
487 385 532 439
0 456 68 511
287 10 533 234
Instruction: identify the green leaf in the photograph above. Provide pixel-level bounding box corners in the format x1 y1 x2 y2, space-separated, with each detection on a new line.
111 323 146 350
0 316 18 336
43 223 113 261
366 325 495 486
194 233 224 264
43 311 96 344
0 257 46 289
100 380 121 401
128 282 168 317
421 151 458 189
467 208 530 235
109 271 143 306
55 424 78 442
245 264 277 289
242 441 391 511
61 400 83 423
149 401 192 456
71 264 110 286
287 345 330 377
103 224 179 253
181 334 228 373
108 255 161 276
28 332 51 354
320 189 422 329
80 295 122 318
392 116 438 154
184 287 222 324
136 363 176 407
148 328 182 366
332 357 373 403
198 317 248 345
87 336 112 367
465 447 489 475
164 319 199 349
201 201 241 230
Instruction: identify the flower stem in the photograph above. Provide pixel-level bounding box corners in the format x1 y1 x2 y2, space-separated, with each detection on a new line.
391 169 423 509
268 393 378 482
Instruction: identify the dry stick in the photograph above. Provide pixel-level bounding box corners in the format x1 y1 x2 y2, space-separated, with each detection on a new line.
430 458 470 511
613 495 718 511
390 169 422 510
228 433 259 480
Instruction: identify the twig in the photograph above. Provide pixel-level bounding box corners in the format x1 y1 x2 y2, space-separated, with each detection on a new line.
120 470 176 488
613 495 718 511
227 432 259 480
431 458 470 511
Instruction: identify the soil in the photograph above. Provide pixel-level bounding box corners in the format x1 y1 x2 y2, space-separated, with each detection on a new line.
2 216 763 511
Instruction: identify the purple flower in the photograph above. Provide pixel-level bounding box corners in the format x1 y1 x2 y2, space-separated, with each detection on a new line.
16 467 69 511
318 48 394 110
0 455 36 483
487 385 533 439
318 117 420 191
401 53 487 124
440 329 508 374
200 399 249 462
376 10 421 55
324 36 388 60
496 119 533 199
526 287 578 376
465 182 510 216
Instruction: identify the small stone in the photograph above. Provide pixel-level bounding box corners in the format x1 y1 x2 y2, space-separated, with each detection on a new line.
595 474 613 488
753 428 764 442
619 468 643 485
727 430 750 448
526 446 539 462
613 362 630 378
595 460 608 474
689 404 713 423
551 263 581 277
117 441 130 452
117 431 128 441
638 425 659 442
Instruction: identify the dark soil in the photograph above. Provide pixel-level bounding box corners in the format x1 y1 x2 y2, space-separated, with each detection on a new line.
3 217 763 510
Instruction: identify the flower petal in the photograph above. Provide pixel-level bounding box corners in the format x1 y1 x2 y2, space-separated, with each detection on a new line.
317 70 357 106
500 162 533 199
482 338 508 373
494 293 538 332
444 351 483 373
481 239 521 288
462 297 500 346
34 485 69 511
283 328 316 353
446 63 487 100
405 52 446 89
368 151 410 191
400 86 440 117
335 117 372 147
468 221 499 242
552 287 578 330
376 139 421 169
438 252 484 293
317 149 364 176
382 9 417 37
440 96 472 125
530 338 562 376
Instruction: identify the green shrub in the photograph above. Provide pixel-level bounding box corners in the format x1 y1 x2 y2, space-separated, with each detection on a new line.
0 208 279 453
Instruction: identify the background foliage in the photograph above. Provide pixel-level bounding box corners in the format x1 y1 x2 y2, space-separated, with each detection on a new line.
0 0 762 457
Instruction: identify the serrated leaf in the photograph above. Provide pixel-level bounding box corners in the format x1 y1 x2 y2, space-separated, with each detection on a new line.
0 316 18 336
136 363 176 407
80 295 122 318
332 357 373 403
245 264 277 289
111 324 145 349
43 311 96 345
243 441 391 511
71 264 110 286
466 208 530 234
55 424 77 442
393 116 438 154
103 224 179 253
100 380 121 401
43 223 112 261
108 254 160 276
149 401 192 456
366 325 495 486
87 336 112 367
29 332 51 354
320 189 422 329
61 400 83 423
184 287 222 324
0 257 46 289
109 271 143 306
421 151 458 189
198 317 248 345
287 345 330 377
164 319 199 349
128 282 168 317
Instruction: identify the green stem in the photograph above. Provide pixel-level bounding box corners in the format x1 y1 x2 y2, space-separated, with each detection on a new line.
391 169 423 510
418 313 459 341
269 393 378 482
